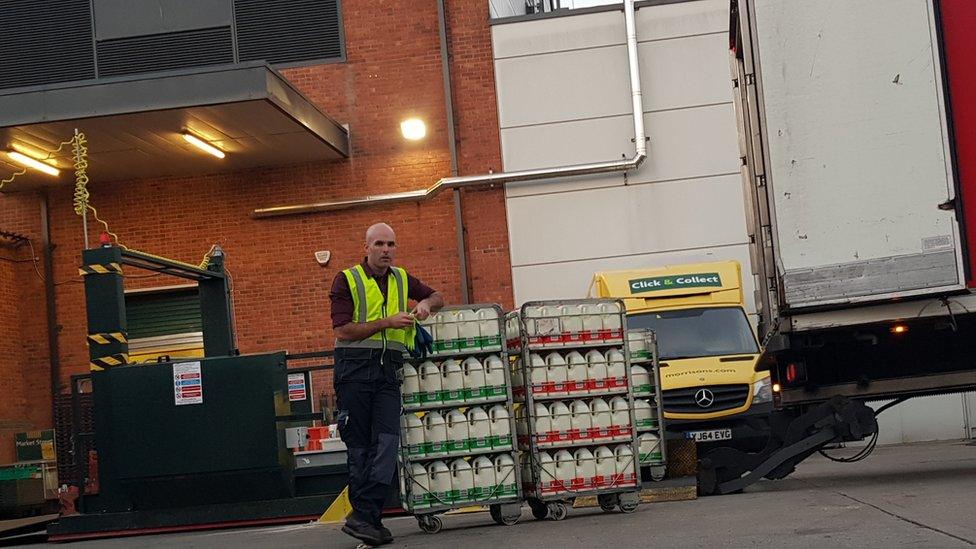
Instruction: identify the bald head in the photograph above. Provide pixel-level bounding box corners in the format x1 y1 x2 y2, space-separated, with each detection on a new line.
364 223 397 273
365 223 395 244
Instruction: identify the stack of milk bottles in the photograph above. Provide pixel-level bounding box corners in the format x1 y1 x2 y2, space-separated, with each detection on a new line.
397 305 521 533
627 329 666 473
509 299 645 519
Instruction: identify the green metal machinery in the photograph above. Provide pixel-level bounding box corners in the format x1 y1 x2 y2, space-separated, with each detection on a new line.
47 245 343 540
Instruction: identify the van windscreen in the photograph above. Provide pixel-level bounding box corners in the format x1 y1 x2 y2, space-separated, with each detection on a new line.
627 307 759 360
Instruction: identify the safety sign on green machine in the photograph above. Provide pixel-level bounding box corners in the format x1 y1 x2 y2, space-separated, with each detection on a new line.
628 272 722 294
173 361 203 406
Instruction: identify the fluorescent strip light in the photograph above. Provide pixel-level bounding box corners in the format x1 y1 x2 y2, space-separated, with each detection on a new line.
7 151 60 177
182 132 225 159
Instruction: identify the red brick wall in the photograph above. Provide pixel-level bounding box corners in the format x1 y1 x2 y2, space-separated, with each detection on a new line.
0 192 51 464
5 0 513 415
448 0 513 308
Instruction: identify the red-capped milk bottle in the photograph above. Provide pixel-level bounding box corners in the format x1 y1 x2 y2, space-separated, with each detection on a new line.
565 351 588 395
545 352 569 395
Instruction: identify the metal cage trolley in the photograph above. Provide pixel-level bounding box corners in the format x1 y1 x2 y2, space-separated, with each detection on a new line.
627 328 667 481
397 304 522 534
508 299 642 520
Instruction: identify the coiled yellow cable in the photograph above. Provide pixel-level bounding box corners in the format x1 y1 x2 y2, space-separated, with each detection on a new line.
199 245 217 269
0 167 27 191
70 131 125 248
71 133 90 217
6 131 214 270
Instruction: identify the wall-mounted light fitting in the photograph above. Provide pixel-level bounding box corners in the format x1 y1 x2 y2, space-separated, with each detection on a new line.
181 131 225 159
400 118 426 141
6 150 60 177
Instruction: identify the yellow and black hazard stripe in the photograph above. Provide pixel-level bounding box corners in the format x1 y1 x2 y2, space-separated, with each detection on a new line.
90 353 129 371
78 263 123 276
87 332 128 345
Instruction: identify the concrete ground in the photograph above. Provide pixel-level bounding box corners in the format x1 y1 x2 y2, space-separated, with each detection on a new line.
20 440 976 548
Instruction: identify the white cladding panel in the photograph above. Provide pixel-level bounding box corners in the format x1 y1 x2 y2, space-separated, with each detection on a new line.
491 0 727 59
495 45 631 128
752 0 963 306
494 1 748 310
502 104 741 194
870 394 972 444
492 9 624 59
638 32 736 112
507 174 746 266
495 32 732 128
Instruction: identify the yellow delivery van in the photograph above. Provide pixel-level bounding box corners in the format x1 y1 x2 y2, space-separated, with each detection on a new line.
591 260 771 451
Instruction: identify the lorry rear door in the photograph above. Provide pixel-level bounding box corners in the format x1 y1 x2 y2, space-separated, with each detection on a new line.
746 0 966 309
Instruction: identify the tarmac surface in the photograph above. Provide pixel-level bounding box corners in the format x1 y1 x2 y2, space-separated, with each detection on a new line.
14 439 976 548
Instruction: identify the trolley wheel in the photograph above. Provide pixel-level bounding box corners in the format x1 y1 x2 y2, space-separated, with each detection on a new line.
417 515 442 534
598 494 618 513
618 500 638 514
490 504 521 526
650 465 666 482
548 502 568 521
529 499 549 520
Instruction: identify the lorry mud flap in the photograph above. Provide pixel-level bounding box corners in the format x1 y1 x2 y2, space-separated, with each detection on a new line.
697 396 877 495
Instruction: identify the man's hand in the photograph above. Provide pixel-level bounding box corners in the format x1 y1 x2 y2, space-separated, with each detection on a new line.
411 300 433 321
385 311 415 329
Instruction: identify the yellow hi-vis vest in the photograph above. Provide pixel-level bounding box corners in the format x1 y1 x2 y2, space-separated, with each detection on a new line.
337 264 415 353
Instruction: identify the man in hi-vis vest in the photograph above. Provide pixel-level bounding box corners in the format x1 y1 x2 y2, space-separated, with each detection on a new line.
329 222 443 545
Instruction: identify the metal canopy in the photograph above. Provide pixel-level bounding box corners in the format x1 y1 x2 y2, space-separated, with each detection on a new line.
0 62 349 191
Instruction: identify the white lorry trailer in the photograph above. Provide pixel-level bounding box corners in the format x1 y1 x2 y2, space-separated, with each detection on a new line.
702 0 976 494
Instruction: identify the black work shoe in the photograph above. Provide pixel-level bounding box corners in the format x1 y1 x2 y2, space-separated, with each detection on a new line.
341 517 383 546
377 524 393 545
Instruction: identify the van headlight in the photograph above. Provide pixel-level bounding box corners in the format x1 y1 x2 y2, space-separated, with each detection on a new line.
752 376 773 404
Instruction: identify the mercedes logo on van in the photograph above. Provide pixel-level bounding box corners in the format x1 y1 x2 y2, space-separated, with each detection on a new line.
695 389 715 408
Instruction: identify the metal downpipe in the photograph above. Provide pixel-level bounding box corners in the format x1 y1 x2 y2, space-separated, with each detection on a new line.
252 0 646 218
436 0 472 304
41 192 62 408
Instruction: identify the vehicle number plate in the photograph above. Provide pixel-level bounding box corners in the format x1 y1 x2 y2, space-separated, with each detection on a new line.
685 428 732 442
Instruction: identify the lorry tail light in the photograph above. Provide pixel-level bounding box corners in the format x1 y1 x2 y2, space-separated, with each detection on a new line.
784 362 807 386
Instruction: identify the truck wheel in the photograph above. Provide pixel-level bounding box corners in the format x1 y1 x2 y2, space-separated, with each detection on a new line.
697 465 719 496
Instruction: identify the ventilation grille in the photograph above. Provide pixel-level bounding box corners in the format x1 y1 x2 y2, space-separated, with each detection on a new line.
0 0 95 89
96 27 234 78
54 392 95 489
235 0 342 64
